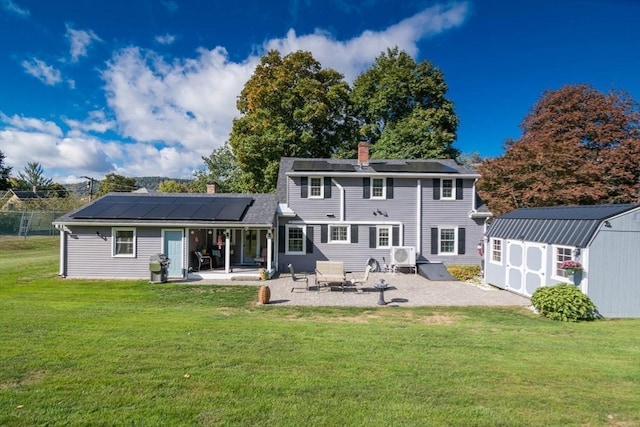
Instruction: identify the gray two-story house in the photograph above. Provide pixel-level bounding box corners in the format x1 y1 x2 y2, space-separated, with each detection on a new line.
275 143 491 273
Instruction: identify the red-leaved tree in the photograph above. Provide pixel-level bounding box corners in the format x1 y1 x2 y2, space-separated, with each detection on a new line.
478 84 640 216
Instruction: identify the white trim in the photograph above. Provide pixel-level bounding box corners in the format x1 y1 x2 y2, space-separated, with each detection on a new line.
112 227 136 258
437 226 458 255
376 225 393 249
285 224 306 255
308 176 324 199
328 224 350 244
489 237 503 265
287 171 480 179
551 245 575 281
416 179 422 257
332 179 345 221
440 178 455 200
370 177 386 199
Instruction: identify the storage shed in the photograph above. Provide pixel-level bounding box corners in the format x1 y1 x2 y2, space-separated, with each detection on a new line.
484 204 640 318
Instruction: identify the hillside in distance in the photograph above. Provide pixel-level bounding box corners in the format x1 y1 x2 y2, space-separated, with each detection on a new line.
64 177 192 197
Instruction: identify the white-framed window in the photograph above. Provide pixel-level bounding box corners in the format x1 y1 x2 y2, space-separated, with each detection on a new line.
309 177 324 199
441 179 455 200
329 225 350 244
112 227 136 257
377 226 392 248
490 238 502 264
286 225 306 254
554 246 573 279
439 227 457 255
371 178 386 199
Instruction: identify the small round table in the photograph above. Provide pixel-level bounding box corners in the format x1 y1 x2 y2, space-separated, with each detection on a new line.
374 280 390 305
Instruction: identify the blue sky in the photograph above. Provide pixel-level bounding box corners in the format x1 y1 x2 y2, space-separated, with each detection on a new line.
1 0 639 184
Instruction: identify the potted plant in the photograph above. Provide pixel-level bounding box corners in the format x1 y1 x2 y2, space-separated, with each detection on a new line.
560 260 583 276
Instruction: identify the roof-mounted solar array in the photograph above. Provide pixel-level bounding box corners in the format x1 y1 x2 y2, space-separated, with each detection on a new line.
369 161 458 173
291 160 354 172
71 195 253 221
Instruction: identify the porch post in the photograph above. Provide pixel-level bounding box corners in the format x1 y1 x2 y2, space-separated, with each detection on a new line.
224 228 231 273
266 229 273 272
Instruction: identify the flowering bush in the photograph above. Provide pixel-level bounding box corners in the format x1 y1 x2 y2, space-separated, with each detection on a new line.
560 260 582 270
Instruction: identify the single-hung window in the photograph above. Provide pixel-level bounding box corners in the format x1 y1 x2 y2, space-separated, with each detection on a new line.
441 179 454 200
491 238 502 263
377 226 392 248
329 225 349 243
286 225 306 254
371 178 385 199
113 228 136 257
440 227 456 254
309 177 323 198
555 246 573 278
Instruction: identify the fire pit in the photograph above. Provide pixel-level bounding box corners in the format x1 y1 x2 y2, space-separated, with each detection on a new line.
373 279 389 305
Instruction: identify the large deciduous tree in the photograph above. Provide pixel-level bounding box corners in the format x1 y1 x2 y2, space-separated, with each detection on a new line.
229 50 355 193
478 84 640 216
349 47 459 160
0 150 11 190
96 173 138 197
192 143 246 193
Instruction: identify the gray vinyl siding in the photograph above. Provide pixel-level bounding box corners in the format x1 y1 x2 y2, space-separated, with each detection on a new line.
283 175 484 271
65 226 164 279
421 178 483 265
585 214 640 318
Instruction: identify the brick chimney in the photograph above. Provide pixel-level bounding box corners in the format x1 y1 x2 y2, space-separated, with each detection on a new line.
206 182 219 194
358 141 369 167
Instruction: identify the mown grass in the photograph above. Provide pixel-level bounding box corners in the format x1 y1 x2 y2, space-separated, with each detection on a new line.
1 236 639 426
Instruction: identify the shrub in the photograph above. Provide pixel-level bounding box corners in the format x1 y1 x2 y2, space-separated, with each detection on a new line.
447 265 482 281
531 284 598 322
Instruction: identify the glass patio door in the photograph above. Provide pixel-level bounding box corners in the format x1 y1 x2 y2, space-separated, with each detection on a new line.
242 230 258 264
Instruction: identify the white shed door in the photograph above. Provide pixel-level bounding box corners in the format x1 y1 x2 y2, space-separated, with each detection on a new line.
505 241 547 297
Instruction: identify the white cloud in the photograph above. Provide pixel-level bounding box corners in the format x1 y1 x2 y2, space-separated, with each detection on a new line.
21 58 62 85
66 24 102 63
155 33 176 45
161 0 178 14
4 2 470 182
1 0 29 17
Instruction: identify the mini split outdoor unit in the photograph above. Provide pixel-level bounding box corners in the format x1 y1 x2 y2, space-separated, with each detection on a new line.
390 246 416 266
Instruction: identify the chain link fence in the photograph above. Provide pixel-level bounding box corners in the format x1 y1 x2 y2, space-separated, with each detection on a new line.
0 210 66 236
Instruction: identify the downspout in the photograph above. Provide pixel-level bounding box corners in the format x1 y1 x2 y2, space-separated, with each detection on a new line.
416 179 422 257
59 228 66 277
332 179 345 221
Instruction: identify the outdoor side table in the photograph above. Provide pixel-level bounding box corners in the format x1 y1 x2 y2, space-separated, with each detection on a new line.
373 280 389 305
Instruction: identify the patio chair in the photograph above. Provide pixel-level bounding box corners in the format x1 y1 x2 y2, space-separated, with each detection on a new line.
254 248 266 267
348 265 372 291
288 263 309 291
195 251 212 271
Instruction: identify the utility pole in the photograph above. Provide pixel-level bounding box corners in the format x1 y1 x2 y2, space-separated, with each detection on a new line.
81 176 96 201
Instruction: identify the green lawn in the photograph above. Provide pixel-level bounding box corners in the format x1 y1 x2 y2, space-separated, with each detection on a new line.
1 236 639 426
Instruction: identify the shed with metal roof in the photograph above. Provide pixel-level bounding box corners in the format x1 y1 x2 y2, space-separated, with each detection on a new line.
484 204 640 318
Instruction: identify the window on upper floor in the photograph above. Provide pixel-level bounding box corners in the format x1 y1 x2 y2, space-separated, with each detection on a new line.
112 227 136 257
309 177 323 198
431 226 466 256
433 178 463 201
363 177 394 200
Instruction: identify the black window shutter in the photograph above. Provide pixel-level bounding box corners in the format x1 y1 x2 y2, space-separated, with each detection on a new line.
369 226 376 248
320 225 328 243
278 226 285 253
363 178 370 199
456 179 463 200
324 177 332 199
351 225 358 243
301 177 308 199
387 178 394 199
306 226 314 253
431 227 438 254
392 226 400 246
458 228 466 254
433 178 440 200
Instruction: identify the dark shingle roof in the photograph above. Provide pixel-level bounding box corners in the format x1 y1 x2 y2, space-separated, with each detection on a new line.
487 204 639 247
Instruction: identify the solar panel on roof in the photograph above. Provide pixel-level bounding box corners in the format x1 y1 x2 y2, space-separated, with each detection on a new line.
369 161 457 173
71 195 254 221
